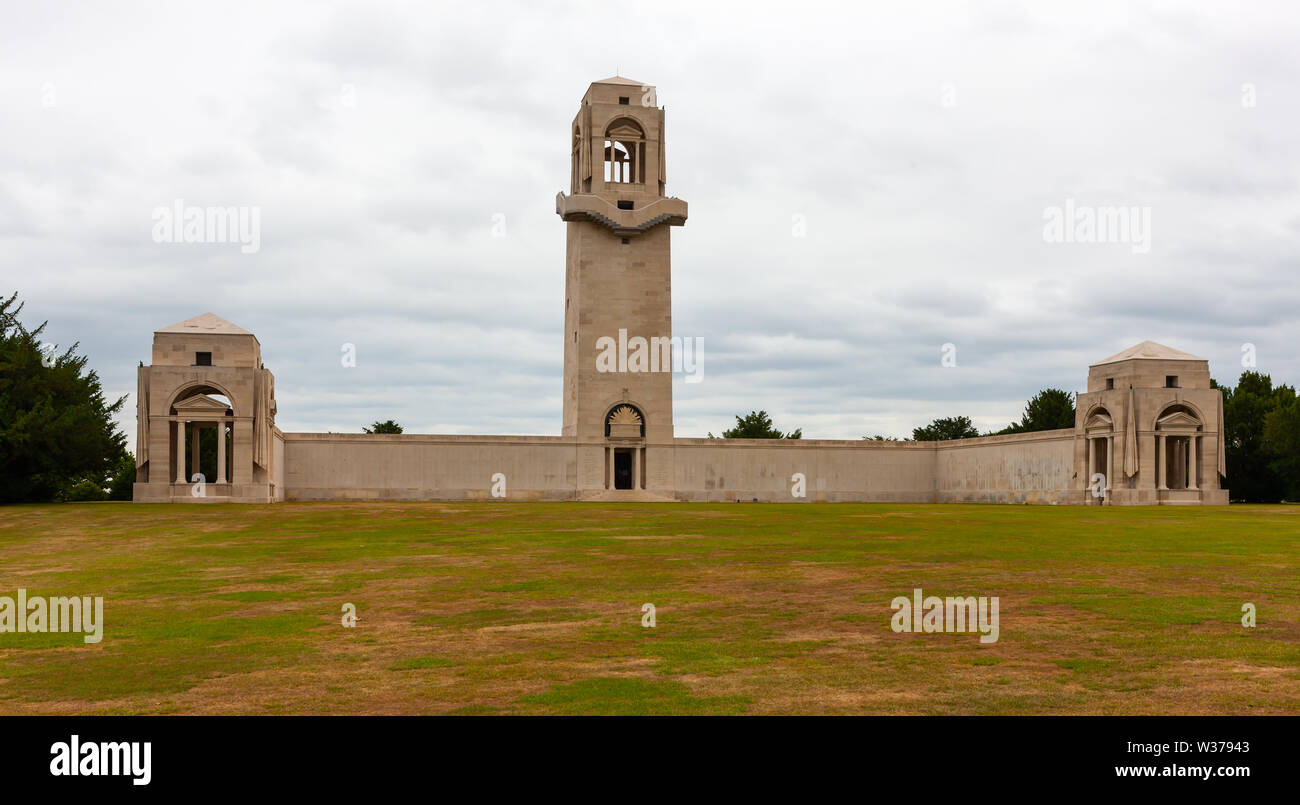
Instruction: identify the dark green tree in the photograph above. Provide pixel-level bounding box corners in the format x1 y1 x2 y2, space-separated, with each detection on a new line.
912 415 980 441
997 388 1076 434
1262 386 1300 501
63 478 108 501
711 410 801 439
0 292 128 502
107 451 137 501
1218 371 1291 502
364 419 404 434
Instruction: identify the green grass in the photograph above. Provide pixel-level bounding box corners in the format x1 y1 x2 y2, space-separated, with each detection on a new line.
389 656 458 671
0 501 1296 714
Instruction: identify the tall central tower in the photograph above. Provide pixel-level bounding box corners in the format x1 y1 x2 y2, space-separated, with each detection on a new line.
556 76 687 496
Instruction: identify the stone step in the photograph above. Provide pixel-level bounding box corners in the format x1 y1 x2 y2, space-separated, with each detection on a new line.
580 489 675 503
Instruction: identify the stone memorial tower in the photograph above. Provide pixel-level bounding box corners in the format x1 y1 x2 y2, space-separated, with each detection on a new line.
555 76 688 497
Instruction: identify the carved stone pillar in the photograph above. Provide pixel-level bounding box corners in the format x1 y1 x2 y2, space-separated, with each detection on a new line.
216 420 228 484
1157 434 1168 490
174 421 186 484
1106 435 1114 493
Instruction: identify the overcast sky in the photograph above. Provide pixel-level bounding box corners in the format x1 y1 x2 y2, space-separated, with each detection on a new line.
3 0 1298 447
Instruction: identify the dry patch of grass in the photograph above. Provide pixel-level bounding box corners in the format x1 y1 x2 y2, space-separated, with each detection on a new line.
0 501 1296 714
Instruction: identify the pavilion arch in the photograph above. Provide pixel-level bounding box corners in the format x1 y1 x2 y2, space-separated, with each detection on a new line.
604 118 646 184
167 380 238 487
1081 403 1114 432
1081 405 1116 502
1152 403 1205 492
1149 400 1207 432
168 380 240 415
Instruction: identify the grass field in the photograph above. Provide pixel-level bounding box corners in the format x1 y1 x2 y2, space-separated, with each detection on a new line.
0 502 1296 715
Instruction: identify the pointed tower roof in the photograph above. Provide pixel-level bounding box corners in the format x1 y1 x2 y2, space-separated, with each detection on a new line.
1093 340 1205 366
593 75 649 87
155 313 253 337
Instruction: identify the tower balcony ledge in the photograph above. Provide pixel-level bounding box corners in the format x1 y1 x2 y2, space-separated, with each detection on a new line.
555 192 687 237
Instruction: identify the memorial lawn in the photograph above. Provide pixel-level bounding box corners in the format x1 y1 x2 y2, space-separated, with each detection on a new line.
0 502 1295 715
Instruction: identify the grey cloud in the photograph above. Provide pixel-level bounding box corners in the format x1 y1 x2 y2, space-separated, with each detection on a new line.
2 0 1298 446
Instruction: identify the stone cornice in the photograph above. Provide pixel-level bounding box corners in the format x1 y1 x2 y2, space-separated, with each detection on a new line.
556 192 687 236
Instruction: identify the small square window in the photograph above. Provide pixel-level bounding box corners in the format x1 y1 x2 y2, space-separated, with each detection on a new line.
1106 378 1114 390
195 352 212 366
621 237 630 245
617 200 633 210
618 96 630 105
1165 375 1178 388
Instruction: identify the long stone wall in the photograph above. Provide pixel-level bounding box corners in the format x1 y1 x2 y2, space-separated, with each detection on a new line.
934 429 1076 504
281 430 1078 503
282 433 579 501
670 438 937 502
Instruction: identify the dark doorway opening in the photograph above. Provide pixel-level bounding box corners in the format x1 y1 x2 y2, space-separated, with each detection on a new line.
614 449 633 490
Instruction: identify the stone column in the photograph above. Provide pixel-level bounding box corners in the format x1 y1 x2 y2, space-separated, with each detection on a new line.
190 422 200 481
1157 434 1168 490
1188 435 1198 490
232 419 254 484
216 420 228 484
1182 438 1190 488
1170 438 1179 489
174 420 186 484
632 447 641 491
148 416 170 487
1179 438 1187 488
1087 438 1095 482
606 447 614 489
1106 435 1114 493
